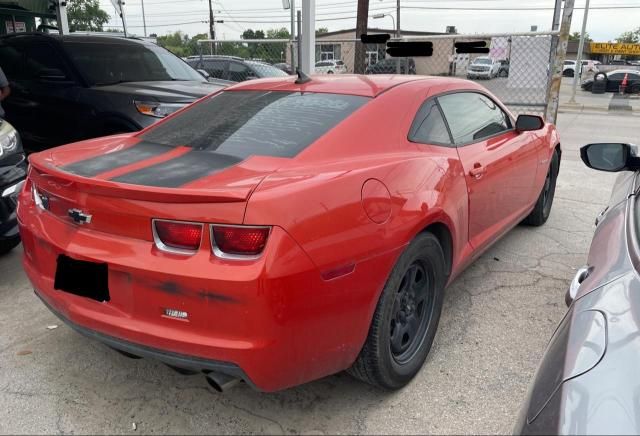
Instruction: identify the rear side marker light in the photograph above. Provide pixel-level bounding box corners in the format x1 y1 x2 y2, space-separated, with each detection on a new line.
153 219 203 255
211 225 271 259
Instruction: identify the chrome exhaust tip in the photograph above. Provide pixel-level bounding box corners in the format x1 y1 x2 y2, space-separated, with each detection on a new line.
205 372 241 392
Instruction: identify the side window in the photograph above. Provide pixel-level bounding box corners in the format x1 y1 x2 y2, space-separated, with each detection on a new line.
204 60 226 79
0 43 25 80
24 42 68 79
408 100 452 146
608 73 624 81
228 61 252 81
23 42 70 81
437 92 512 145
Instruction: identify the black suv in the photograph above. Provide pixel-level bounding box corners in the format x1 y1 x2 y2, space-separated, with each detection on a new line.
0 33 228 151
0 119 26 254
185 55 288 82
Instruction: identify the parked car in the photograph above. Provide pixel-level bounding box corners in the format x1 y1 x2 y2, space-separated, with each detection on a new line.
609 59 630 66
581 69 640 93
467 56 500 79
273 62 295 75
515 142 640 435
18 75 560 392
314 59 347 74
0 120 26 254
365 57 416 75
0 33 228 151
563 59 599 77
497 59 510 78
185 55 289 82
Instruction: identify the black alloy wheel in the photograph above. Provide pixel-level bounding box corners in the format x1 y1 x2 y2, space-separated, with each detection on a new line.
348 232 446 390
389 262 435 364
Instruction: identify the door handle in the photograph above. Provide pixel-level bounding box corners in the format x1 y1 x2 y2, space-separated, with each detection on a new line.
469 164 486 179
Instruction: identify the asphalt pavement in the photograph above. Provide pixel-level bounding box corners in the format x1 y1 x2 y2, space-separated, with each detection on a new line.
0 111 637 435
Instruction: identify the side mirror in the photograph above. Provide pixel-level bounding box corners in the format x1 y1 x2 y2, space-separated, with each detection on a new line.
515 114 544 131
38 68 68 81
197 69 210 79
580 143 637 172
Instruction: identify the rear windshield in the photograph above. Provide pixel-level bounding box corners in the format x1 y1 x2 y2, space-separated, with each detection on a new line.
142 90 370 158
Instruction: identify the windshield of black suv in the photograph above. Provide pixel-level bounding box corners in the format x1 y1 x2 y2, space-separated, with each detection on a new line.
64 40 203 86
246 62 288 78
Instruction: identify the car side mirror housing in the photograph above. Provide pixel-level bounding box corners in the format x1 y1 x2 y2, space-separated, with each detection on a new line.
580 143 639 172
197 69 210 79
515 114 544 132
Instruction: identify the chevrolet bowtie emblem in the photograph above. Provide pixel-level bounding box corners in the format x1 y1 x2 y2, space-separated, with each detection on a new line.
68 208 92 225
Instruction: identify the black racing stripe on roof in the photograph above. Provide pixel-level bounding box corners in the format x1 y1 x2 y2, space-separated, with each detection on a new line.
109 150 243 188
62 141 174 177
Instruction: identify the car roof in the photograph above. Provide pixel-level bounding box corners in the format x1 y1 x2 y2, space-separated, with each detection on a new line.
225 74 451 98
609 69 640 74
0 32 153 46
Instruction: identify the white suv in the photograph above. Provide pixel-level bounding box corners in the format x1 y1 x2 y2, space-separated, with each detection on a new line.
314 60 347 74
563 59 599 77
466 57 500 80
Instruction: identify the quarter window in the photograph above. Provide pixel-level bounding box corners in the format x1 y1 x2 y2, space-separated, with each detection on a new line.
409 100 452 146
437 92 512 144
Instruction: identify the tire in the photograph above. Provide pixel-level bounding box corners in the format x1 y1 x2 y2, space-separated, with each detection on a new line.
0 235 21 256
523 150 559 226
327 70 334 74
499 70 508 78
348 232 446 390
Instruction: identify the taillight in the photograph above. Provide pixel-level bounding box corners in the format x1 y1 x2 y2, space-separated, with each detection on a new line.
153 219 203 254
211 225 271 258
31 184 50 210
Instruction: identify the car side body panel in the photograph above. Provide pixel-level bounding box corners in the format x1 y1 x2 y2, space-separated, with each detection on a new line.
516 172 640 434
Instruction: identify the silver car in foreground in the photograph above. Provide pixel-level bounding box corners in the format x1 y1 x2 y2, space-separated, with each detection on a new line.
515 142 640 434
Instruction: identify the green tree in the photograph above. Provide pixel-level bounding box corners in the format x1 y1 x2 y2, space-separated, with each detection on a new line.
186 33 209 56
316 27 329 35
569 31 591 42
617 28 640 43
67 0 110 32
242 29 265 40
157 31 190 57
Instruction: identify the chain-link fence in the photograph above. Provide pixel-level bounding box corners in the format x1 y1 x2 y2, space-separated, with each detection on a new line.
197 30 561 119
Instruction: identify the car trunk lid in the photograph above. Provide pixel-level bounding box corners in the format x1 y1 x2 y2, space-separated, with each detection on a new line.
27 135 286 241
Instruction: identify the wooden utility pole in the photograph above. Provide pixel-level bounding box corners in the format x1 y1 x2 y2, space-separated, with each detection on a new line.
208 0 215 40
354 0 369 74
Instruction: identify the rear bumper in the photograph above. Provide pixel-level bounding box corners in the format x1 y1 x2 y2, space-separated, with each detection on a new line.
18 186 399 391
35 289 254 386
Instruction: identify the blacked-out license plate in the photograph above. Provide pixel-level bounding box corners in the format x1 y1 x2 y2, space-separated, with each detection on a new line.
54 255 110 302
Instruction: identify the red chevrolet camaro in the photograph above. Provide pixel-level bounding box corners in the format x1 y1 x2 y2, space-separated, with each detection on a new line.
17 75 560 392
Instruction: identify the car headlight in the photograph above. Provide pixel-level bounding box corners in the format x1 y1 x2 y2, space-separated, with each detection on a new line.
0 121 18 157
134 101 188 118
